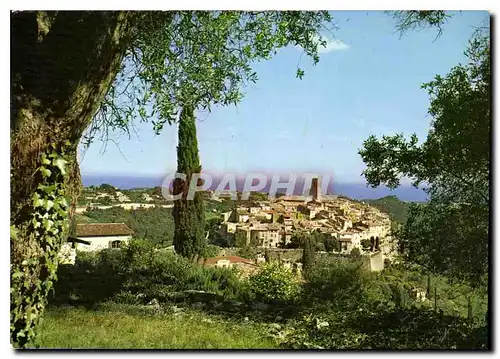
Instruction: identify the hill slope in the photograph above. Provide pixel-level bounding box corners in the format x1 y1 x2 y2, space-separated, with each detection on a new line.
363 195 411 224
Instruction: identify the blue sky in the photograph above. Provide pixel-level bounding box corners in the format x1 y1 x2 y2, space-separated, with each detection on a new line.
79 10 489 183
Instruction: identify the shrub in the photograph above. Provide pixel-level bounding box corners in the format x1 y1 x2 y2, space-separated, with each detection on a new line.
349 247 362 261
361 238 371 250
202 244 221 258
323 238 336 252
236 245 257 259
279 307 488 349
52 240 247 306
249 262 300 303
52 250 127 307
302 257 370 309
315 242 325 252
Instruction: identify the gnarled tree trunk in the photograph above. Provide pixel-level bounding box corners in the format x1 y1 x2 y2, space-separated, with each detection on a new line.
10 11 135 348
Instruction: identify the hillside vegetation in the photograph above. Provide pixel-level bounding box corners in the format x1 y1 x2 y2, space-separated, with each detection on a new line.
43 240 488 349
84 207 175 246
363 195 412 224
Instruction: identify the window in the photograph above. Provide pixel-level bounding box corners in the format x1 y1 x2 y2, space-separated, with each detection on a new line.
111 240 123 249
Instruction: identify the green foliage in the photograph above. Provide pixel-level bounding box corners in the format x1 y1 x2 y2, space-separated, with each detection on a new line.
323 237 336 252
360 238 371 250
98 183 116 193
358 30 490 287
205 215 223 244
201 244 221 259
39 305 277 349
389 10 452 38
399 201 488 286
376 265 488 321
248 262 300 303
349 247 362 261
279 307 487 349
52 239 246 307
301 233 316 272
86 11 334 143
280 257 488 349
363 195 411 224
302 257 370 309
98 196 113 205
84 206 174 246
248 192 268 201
173 105 206 259
236 245 257 259
314 242 325 252
10 142 73 348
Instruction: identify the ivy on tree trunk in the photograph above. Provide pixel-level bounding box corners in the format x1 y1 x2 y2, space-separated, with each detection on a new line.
10 11 135 348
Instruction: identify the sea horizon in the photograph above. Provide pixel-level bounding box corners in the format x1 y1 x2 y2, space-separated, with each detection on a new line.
82 173 428 202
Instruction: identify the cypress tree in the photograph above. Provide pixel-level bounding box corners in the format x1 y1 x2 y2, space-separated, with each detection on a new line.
173 104 206 260
302 234 316 272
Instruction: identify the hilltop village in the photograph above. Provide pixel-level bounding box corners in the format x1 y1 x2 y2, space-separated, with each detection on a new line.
66 180 397 272
216 179 393 256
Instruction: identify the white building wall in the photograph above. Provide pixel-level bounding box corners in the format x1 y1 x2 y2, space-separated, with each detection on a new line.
76 235 132 252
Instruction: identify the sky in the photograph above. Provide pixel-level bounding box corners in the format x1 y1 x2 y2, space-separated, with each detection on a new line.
79 10 489 184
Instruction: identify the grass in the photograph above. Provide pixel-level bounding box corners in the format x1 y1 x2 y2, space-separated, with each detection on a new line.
39 304 278 349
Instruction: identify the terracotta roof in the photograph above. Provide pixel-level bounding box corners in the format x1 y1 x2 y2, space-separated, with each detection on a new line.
202 255 255 266
76 223 133 237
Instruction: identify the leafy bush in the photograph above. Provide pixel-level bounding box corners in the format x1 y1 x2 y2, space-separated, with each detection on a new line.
236 245 257 259
302 257 371 309
249 262 300 303
279 307 488 349
315 242 325 252
349 247 362 261
361 238 371 250
201 244 221 258
52 240 247 307
52 251 127 307
323 238 337 252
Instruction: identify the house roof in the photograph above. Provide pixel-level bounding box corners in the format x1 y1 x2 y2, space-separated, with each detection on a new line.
76 223 133 237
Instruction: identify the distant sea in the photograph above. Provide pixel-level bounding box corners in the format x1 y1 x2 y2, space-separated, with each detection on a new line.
82 174 428 202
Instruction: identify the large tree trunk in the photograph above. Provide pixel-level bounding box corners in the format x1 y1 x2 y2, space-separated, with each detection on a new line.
10 11 135 348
